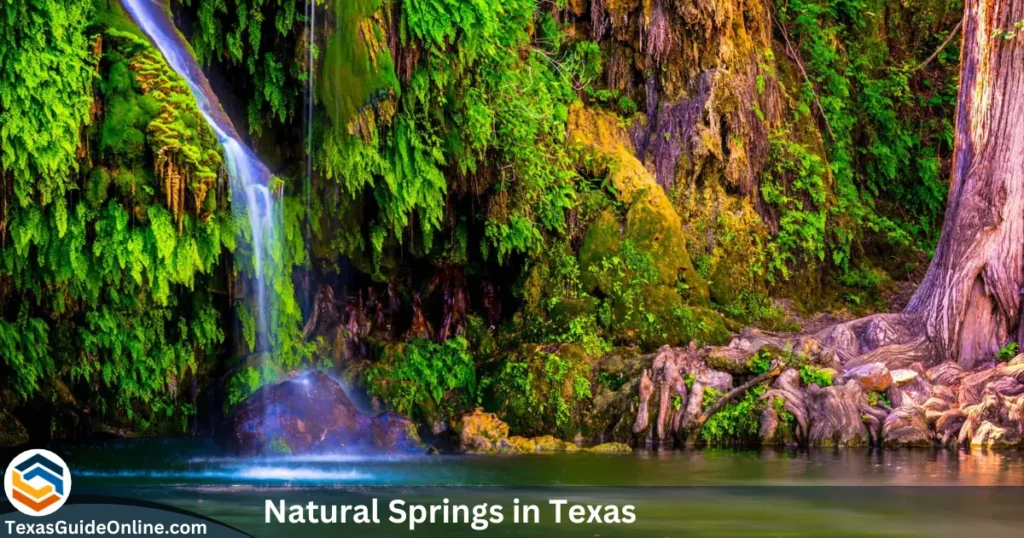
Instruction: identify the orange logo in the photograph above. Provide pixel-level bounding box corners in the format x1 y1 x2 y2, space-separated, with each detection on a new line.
4 449 71 516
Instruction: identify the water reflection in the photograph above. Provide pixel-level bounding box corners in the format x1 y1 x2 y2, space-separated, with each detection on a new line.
62 439 1024 488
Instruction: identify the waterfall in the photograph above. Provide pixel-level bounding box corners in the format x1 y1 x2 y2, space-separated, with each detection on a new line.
121 0 277 351
302 0 316 315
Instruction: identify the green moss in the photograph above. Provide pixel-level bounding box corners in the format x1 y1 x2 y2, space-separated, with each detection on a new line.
570 106 708 307
578 209 623 291
608 285 729 349
91 0 148 41
622 192 702 297
267 436 293 455
586 442 632 453
799 365 834 387
319 0 398 131
0 16 231 431
484 343 594 439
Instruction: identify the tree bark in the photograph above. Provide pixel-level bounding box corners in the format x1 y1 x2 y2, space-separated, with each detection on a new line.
904 0 1024 370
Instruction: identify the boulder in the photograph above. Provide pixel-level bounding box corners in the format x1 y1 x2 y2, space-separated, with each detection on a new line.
506 435 581 453
455 409 511 453
453 409 613 454
844 362 893 392
486 343 595 439
570 105 708 306
227 371 424 455
590 347 647 442
882 406 933 447
586 442 633 453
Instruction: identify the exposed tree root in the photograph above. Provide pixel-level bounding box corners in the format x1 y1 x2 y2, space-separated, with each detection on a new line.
686 360 784 444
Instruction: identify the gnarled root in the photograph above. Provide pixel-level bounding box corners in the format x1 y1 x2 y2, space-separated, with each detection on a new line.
759 368 808 444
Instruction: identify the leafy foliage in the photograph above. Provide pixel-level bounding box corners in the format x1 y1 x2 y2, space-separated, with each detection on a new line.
0 0 95 209
366 337 477 421
0 14 231 431
700 385 769 445
996 342 1019 363
799 364 834 387
314 0 586 276
179 0 307 136
771 0 960 277
485 345 592 438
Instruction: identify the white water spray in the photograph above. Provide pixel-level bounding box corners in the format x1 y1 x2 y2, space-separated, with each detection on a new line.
121 0 277 349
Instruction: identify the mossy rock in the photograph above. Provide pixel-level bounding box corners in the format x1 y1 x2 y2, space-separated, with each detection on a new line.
708 244 759 308
586 442 633 453
267 436 293 455
608 284 731 350
455 410 587 454
485 343 595 439
547 296 600 335
578 209 623 291
509 435 580 453
454 408 510 453
569 105 708 306
622 193 700 297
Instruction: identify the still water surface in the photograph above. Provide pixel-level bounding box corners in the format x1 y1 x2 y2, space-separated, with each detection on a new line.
59 440 1024 537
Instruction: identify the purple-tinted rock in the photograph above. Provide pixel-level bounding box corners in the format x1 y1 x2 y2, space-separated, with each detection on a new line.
227 371 424 455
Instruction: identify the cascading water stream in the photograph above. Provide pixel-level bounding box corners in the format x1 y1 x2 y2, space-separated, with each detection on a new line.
120 0 277 350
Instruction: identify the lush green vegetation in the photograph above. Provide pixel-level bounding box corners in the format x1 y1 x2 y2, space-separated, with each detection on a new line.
1 2 232 432
179 0 307 136
996 342 1019 363
769 0 959 277
0 0 962 444
701 385 768 445
366 337 477 422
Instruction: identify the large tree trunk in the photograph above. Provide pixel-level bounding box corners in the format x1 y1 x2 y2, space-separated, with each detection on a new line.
904 0 1024 370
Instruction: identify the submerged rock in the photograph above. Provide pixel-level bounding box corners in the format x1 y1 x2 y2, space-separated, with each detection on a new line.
586 442 633 453
227 371 424 455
